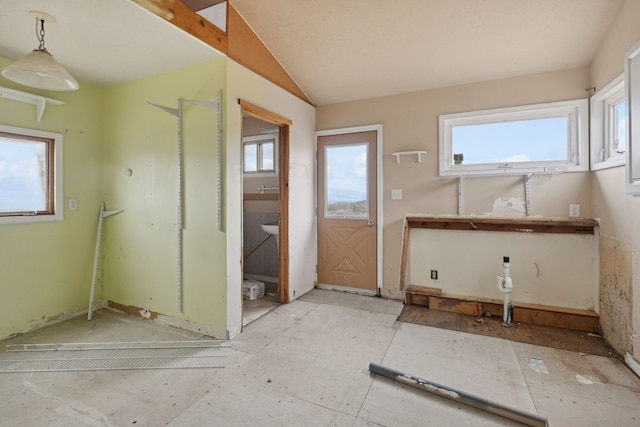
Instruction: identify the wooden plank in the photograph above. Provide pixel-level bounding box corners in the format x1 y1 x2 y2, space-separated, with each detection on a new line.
132 0 227 54
406 285 442 296
108 301 158 320
513 301 599 317
429 296 478 316
405 285 442 306
399 218 410 290
239 99 293 126
513 306 599 333
405 216 598 235
228 5 313 106
406 292 430 307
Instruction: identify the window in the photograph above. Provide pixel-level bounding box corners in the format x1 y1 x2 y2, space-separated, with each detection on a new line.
439 99 588 176
591 74 626 170
625 38 640 195
243 135 277 175
0 124 63 224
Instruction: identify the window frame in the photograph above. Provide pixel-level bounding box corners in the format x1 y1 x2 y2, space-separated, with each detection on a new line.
625 38 640 196
242 134 278 176
591 74 626 171
439 99 589 177
0 124 63 225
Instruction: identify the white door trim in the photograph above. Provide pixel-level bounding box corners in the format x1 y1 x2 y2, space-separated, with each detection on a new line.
315 124 383 294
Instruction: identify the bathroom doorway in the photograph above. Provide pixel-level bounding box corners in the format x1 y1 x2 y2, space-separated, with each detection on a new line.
240 101 291 327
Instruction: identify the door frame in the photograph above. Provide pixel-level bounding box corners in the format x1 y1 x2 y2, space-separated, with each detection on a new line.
240 100 291 306
315 124 383 295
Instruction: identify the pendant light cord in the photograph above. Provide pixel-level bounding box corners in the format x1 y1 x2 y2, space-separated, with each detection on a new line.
36 18 47 52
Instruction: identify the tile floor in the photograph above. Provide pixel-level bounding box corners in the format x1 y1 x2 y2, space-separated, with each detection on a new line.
1 289 639 426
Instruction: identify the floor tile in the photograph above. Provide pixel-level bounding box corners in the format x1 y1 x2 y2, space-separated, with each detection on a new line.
300 289 404 316
236 303 399 416
168 378 355 427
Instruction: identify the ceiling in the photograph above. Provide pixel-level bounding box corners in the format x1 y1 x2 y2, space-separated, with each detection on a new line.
0 0 221 88
229 0 625 105
0 0 627 106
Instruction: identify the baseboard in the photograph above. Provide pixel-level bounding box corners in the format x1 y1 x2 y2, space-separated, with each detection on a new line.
625 353 640 379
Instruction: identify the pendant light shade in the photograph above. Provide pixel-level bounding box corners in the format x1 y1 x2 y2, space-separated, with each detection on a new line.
1 11 79 91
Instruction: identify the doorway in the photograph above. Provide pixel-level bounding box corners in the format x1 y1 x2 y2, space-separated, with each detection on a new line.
240 100 291 327
316 128 381 295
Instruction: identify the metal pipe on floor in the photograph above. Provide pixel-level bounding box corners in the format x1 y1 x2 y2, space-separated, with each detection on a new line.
368 363 547 427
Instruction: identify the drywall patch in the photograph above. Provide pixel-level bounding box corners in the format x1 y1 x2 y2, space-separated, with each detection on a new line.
489 197 526 216
599 236 632 356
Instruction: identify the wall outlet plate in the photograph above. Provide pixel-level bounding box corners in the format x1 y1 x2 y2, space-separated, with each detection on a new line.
569 204 580 217
430 270 438 280
391 189 403 200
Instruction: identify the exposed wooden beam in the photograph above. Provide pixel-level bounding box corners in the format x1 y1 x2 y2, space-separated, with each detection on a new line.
228 4 314 106
131 0 227 54
132 0 313 106
181 0 226 12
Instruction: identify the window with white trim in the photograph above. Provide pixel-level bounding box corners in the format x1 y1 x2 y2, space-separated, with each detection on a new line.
439 99 589 176
243 134 277 175
0 124 63 224
591 74 626 170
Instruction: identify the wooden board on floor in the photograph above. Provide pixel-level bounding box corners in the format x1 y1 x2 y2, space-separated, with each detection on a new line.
513 303 599 333
405 285 442 307
429 296 478 316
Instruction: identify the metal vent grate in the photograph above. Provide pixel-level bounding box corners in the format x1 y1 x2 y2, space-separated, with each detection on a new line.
0 340 230 372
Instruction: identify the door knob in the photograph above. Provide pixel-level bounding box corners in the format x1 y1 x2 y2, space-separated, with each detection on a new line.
368 220 375 226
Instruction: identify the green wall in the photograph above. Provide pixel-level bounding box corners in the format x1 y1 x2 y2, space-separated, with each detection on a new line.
102 58 228 337
0 57 104 339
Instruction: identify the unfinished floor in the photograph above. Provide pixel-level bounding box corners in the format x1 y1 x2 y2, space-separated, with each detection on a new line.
1 289 639 426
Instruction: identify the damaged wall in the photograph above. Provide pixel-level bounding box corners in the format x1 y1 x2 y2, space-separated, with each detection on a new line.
410 229 598 311
599 236 632 353
589 0 640 359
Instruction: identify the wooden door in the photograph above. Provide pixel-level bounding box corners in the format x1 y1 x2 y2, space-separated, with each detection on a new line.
317 131 377 292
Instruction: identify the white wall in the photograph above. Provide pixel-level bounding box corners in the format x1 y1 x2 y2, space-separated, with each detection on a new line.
589 0 640 358
226 60 316 338
410 229 598 310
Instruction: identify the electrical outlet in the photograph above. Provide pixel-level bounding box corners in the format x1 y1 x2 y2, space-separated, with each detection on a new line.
391 189 403 200
68 198 78 211
569 204 580 218
430 270 438 280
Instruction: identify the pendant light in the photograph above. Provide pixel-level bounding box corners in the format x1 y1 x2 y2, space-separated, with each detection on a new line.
1 11 79 91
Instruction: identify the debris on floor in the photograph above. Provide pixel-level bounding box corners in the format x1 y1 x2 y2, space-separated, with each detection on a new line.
243 279 265 300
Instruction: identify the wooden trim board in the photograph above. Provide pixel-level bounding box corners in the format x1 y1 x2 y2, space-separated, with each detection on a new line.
404 286 599 333
405 216 598 235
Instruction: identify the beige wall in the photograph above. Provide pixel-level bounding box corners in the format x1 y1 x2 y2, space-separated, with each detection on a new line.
0 57 104 339
590 0 640 359
317 67 591 300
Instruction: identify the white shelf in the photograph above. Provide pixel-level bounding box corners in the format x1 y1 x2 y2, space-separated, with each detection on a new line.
392 150 427 164
0 86 64 122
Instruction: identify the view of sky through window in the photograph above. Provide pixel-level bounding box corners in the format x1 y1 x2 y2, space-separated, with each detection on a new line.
451 117 569 165
0 136 47 212
326 143 368 203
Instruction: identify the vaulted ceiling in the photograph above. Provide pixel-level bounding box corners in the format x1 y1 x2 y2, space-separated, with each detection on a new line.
229 0 626 105
0 0 627 107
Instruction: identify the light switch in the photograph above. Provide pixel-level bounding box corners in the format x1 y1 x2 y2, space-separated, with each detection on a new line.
391 189 403 200
68 198 78 211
